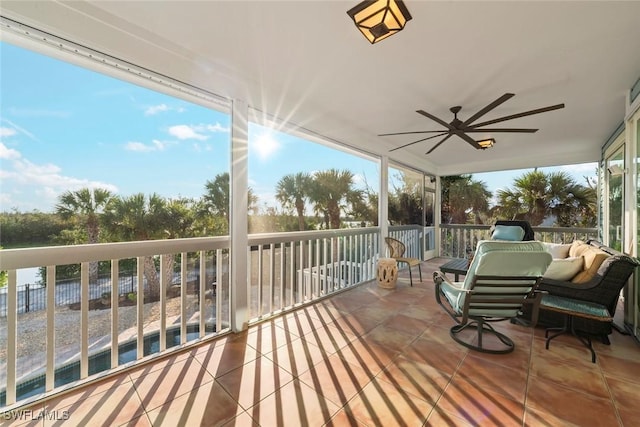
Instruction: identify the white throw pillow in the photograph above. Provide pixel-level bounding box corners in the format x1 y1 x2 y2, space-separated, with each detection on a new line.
542 242 572 259
543 257 584 281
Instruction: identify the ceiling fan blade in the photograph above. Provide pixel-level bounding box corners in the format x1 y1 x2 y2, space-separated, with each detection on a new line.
416 110 454 130
462 93 515 126
379 130 447 136
426 134 453 154
469 103 565 128
463 128 539 133
389 132 450 152
453 131 482 149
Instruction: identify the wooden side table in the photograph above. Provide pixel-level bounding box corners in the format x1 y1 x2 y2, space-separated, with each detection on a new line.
377 258 398 289
439 258 469 281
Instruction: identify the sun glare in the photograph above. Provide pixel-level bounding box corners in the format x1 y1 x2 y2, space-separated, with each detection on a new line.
253 133 280 160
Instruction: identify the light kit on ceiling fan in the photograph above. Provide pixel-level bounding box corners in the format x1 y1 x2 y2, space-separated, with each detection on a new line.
476 138 495 149
347 0 412 44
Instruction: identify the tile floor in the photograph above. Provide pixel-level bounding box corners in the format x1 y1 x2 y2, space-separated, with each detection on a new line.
6 258 640 426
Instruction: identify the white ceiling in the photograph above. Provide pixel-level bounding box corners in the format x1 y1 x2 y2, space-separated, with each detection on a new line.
2 1 640 176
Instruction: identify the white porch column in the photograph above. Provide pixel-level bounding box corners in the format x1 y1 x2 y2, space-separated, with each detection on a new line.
435 175 442 257
230 99 249 332
380 156 389 256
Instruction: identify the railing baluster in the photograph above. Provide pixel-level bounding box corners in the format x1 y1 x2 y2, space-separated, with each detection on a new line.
46 266 55 391
159 254 167 352
81 262 89 379
269 243 275 314
279 242 285 311
307 239 312 301
136 257 144 360
7 270 17 405
289 240 298 307
110 261 119 369
180 253 187 345
323 238 329 294
216 249 223 334
199 251 206 339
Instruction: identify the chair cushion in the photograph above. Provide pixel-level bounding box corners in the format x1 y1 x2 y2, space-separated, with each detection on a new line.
448 241 552 313
448 249 552 316
572 251 610 283
464 240 550 289
567 240 611 283
543 257 584 281
542 242 572 259
491 225 525 241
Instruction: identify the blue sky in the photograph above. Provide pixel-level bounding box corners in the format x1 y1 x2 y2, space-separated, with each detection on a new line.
0 41 596 213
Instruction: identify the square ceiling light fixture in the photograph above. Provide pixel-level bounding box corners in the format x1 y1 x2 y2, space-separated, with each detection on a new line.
347 0 412 44
476 138 496 149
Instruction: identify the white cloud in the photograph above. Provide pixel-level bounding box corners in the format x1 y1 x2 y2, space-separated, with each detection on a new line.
124 140 173 152
144 103 169 116
1 119 38 142
168 124 208 140
0 127 17 137
0 142 21 159
205 122 229 133
125 141 154 152
0 146 118 211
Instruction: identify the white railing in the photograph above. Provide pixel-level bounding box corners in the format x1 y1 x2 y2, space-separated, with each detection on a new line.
247 228 380 322
0 237 230 408
439 224 599 258
0 227 390 408
388 225 423 260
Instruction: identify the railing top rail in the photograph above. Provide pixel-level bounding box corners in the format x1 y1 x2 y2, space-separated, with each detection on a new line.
248 227 380 246
439 224 597 234
388 224 424 231
0 236 230 270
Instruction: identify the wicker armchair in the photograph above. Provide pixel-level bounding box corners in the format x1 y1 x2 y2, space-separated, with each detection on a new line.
520 240 639 343
384 237 422 286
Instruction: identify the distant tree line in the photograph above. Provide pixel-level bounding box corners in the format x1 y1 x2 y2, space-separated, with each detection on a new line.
441 169 597 227
0 167 596 288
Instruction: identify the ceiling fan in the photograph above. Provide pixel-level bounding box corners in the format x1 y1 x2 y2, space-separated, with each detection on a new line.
379 93 565 154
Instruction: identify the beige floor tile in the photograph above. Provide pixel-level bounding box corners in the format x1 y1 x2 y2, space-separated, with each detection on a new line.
194 335 260 378
300 323 358 355
248 379 340 426
298 354 372 406
345 377 434 427
145 380 243 427
131 356 214 411
335 338 399 377
454 353 528 402
216 356 294 410
43 381 145 427
264 336 329 377
436 376 524 426
525 375 619 426
377 354 451 405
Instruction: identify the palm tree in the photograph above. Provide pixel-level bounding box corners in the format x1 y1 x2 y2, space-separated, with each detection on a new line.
202 172 258 231
441 175 492 224
309 169 363 229
494 170 596 226
103 193 170 299
56 187 114 282
275 172 312 230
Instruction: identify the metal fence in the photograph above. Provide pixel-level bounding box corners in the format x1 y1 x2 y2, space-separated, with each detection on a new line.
0 269 210 317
